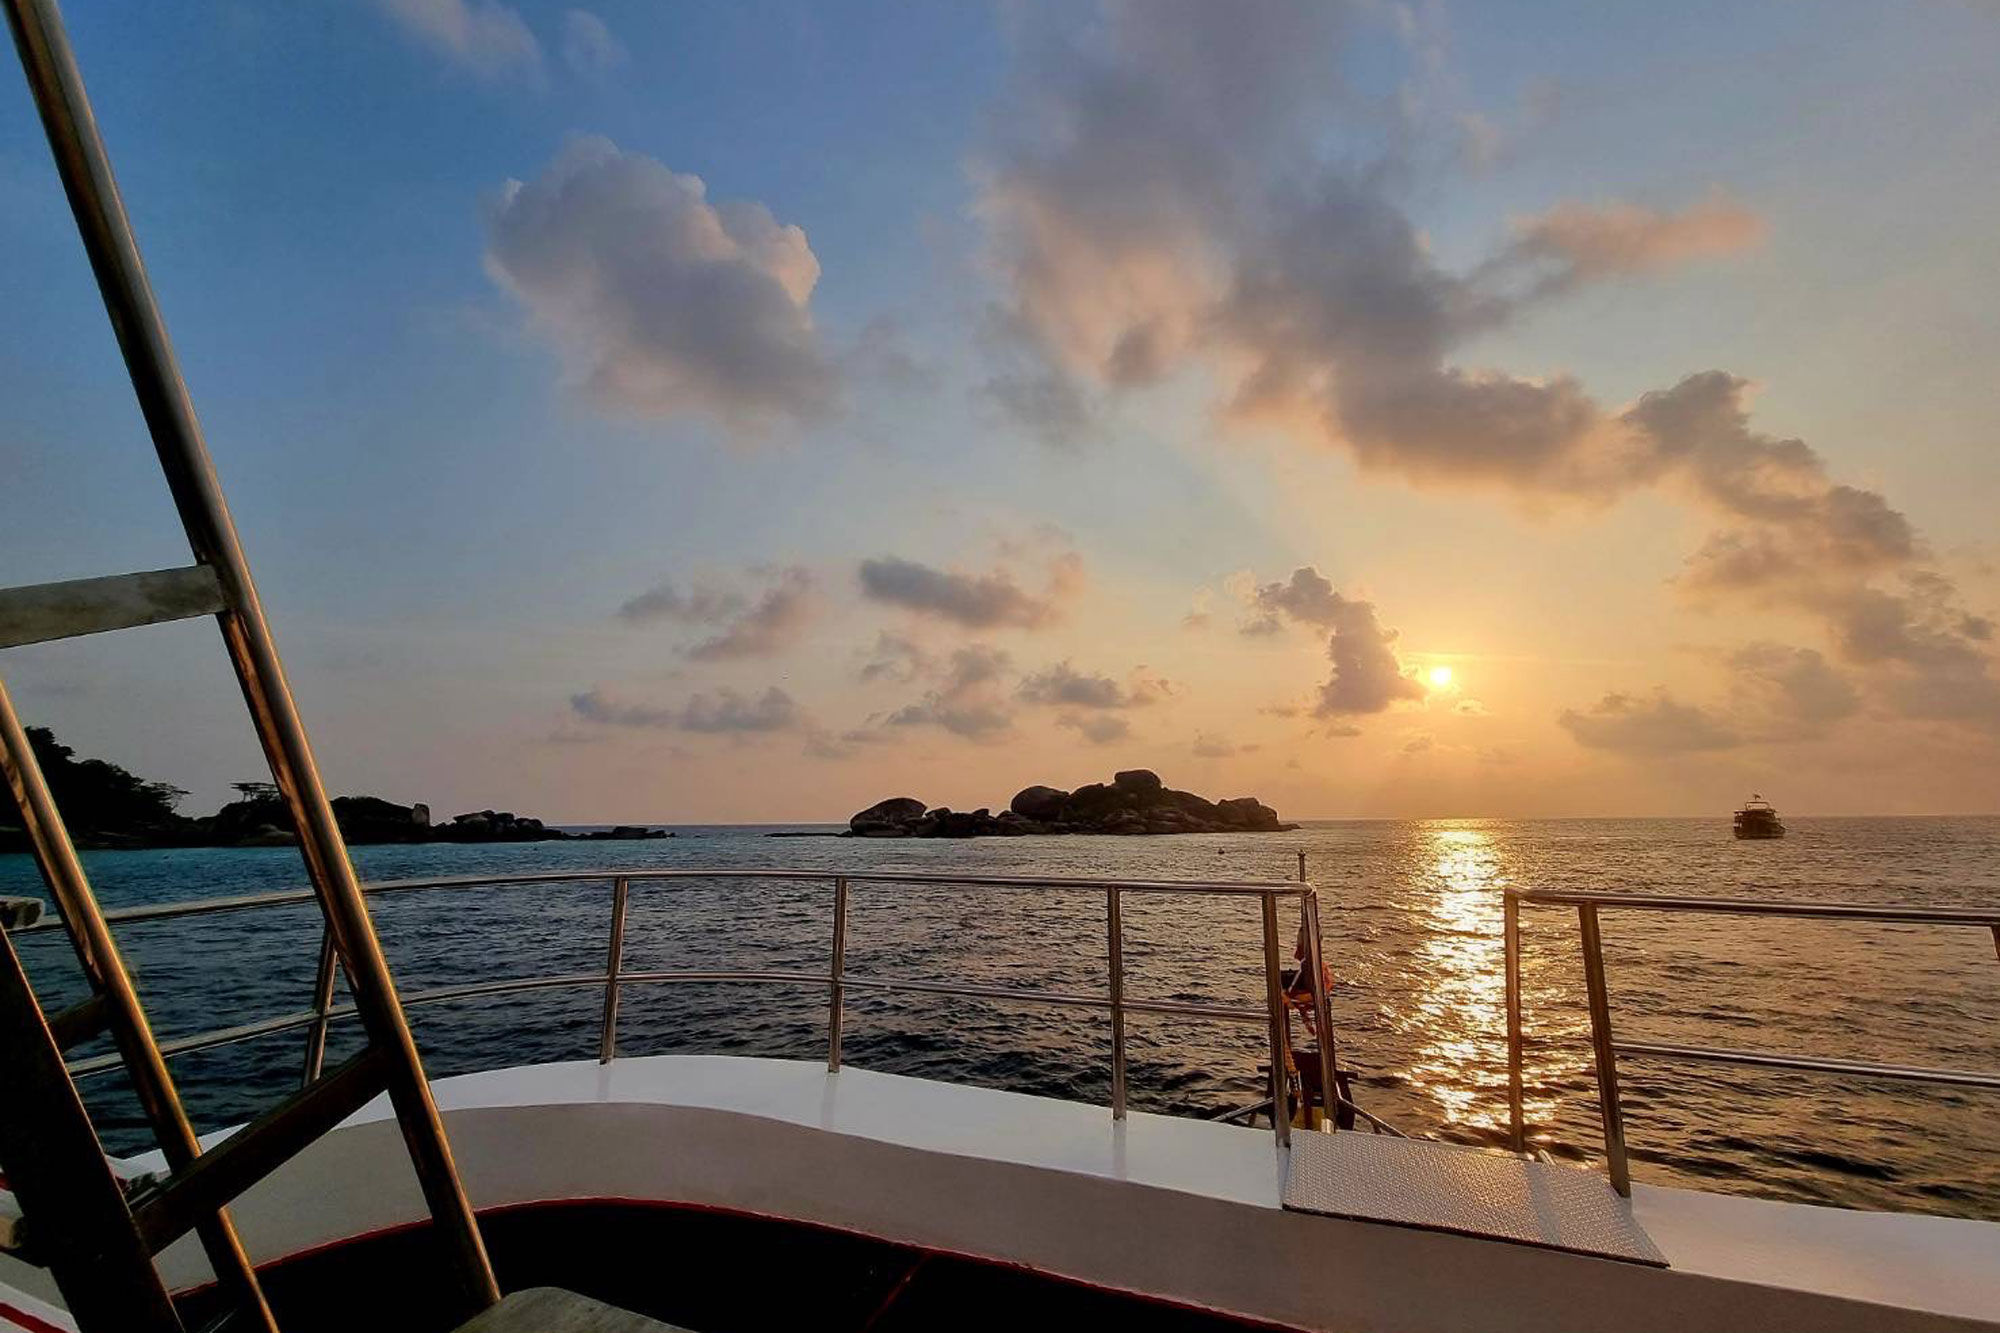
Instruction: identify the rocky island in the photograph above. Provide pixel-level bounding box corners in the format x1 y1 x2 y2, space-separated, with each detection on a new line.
0 727 671 852
847 769 1296 838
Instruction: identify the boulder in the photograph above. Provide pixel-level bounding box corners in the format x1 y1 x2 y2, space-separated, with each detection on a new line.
1113 768 1164 794
1159 787 1219 818
849 796 928 837
1009 785 1069 821
1060 782 1128 822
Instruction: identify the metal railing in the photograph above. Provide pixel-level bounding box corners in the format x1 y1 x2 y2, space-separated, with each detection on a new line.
19 868 1343 1149
1503 888 2000 1195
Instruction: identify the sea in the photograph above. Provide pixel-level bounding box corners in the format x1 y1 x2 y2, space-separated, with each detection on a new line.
5 816 1998 1221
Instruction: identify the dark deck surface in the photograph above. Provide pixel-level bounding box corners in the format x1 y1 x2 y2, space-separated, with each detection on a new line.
177 1201 1301 1333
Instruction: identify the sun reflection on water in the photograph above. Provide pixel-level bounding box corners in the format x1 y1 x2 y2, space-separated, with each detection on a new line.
1397 823 1558 1134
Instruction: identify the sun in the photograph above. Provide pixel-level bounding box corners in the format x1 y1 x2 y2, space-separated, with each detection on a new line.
1427 665 1454 688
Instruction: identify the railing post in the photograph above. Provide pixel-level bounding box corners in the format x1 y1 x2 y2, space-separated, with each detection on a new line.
301 925 336 1087
1504 892 1524 1153
827 876 848 1072
1106 886 1126 1120
1259 890 1292 1148
1578 903 1630 1195
1302 891 1339 1132
597 876 628 1065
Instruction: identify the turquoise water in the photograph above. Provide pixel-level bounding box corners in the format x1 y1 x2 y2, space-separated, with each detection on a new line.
6 816 1999 1219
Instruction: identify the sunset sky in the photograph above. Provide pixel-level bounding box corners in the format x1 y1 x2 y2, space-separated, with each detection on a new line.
3 1 1998 821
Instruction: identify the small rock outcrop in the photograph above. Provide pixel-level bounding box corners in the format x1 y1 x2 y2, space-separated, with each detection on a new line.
848 771 1296 839
434 809 566 843
580 824 674 841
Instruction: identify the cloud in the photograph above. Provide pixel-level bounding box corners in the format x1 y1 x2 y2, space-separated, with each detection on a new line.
560 9 626 78
973 2 1753 483
1017 661 1173 709
1059 714 1131 745
617 567 816 659
485 137 835 434
977 366 1094 448
1631 373 1918 590
1246 566 1347 629
1191 732 1257 758
858 631 932 684
1238 567 1426 716
802 724 902 761
1504 192 1764 292
858 553 1080 629
1560 642 1866 756
973 0 1352 443
1816 582 2000 724
1628 374 1997 720
883 645 1016 739
568 688 679 728
1726 642 1860 738
1558 691 1740 754
1182 588 1215 631
378 0 542 80
617 582 741 625
976 5 1997 732
571 685 799 733
1316 606 1428 716
680 688 800 732
687 569 815 660
844 315 935 394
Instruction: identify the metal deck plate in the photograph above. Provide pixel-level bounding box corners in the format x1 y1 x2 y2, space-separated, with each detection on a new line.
1283 1131 1668 1266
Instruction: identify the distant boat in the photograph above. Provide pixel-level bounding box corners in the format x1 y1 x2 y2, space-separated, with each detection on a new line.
1733 795 1786 840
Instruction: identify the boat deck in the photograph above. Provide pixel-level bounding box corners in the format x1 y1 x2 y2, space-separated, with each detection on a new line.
6 1055 1997 1332
175 1200 1296 1333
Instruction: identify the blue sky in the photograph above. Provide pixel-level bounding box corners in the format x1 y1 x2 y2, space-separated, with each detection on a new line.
3 1 1998 820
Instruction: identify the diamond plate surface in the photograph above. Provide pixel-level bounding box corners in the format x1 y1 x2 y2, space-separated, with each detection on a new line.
1282 1131 1668 1266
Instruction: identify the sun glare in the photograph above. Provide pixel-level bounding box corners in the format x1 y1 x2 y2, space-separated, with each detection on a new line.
1428 665 1454 688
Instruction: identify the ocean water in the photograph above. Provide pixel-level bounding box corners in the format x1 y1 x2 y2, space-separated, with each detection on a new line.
5 817 1998 1220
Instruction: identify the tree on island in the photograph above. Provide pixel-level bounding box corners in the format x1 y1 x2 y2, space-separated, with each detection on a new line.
1 726 658 850
0 726 188 837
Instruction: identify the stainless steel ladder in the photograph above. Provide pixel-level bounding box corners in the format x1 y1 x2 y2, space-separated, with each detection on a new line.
0 1 500 1328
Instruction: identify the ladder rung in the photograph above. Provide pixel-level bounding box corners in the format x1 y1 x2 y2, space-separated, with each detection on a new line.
132 1045 391 1255
47 993 110 1051
0 565 229 649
